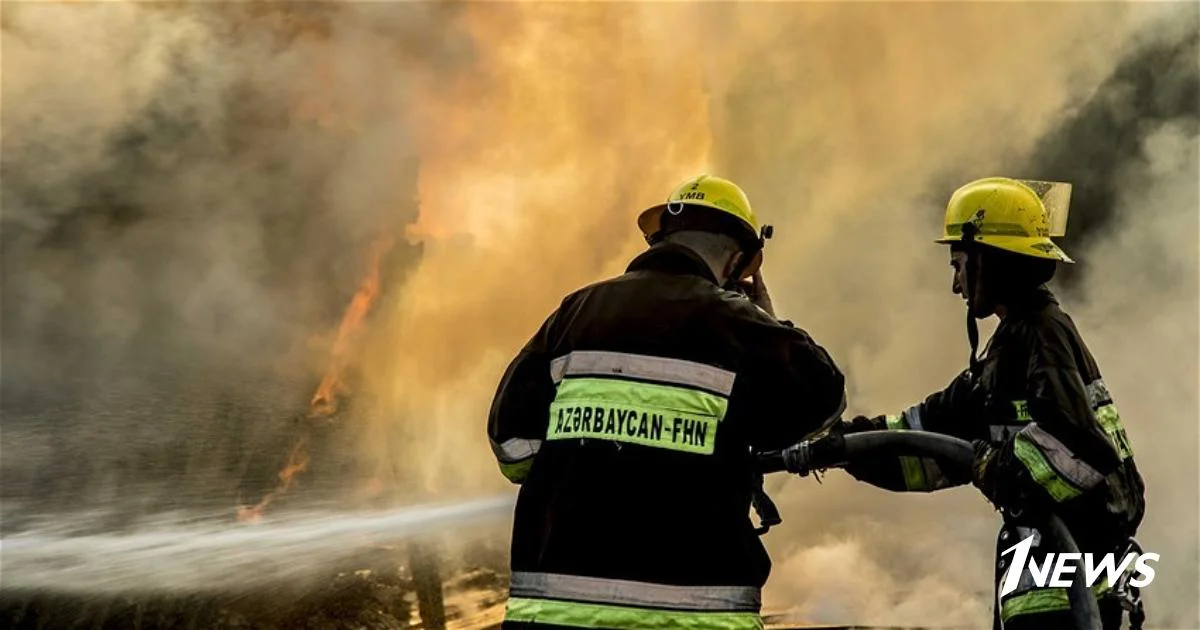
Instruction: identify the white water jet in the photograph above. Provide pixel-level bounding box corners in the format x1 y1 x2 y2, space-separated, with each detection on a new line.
0 494 515 594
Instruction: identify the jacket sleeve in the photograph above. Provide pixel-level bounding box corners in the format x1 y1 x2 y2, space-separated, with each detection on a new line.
843 370 976 492
748 321 848 452
486 307 561 484
981 323 1121 506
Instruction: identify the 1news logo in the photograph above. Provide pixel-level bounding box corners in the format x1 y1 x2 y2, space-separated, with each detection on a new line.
999 535 1159 597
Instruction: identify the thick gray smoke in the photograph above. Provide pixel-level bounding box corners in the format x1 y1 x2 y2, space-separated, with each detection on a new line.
1011 12 1199 292
0 3 467 523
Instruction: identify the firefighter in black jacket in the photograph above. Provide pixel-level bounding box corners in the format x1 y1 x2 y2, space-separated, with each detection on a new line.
833 177 1146 629
487 174 847 630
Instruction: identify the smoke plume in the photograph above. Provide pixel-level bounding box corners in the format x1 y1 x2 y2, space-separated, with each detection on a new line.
2 1 1196 627
0 2 461 519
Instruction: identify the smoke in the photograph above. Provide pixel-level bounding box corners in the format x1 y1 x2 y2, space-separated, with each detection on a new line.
0 2 462 519
1005 13 1200 293
3 1 1197 627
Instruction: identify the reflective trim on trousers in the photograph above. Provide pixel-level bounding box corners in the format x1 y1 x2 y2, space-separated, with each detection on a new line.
1000 582 1112 621
504 597 764 630
508 572 761 612
550 351 736 396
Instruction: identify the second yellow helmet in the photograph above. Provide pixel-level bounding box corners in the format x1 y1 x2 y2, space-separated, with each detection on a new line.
936 177 1074 263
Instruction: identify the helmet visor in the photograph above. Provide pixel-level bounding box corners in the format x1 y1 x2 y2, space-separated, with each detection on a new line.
1017 179 1072 238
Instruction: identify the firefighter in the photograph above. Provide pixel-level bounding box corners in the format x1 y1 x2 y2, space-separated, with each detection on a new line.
487 174 847 630
831 177 1147 629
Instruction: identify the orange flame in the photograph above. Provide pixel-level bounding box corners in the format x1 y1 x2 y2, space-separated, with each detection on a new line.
310 234 396 418
237 234 397 523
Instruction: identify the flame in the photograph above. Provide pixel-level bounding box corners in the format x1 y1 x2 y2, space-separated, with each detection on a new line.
237 233 396 522
351 2 716 496
310 234 396 418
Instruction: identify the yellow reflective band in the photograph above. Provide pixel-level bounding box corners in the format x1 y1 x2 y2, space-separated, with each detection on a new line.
547 378 727 455
1095 404 1134 460
1013 434 1082 502
1012 400 1032 422
885 414 929 491
1000 581 1111 621
498 458 533 484
504 597 764 630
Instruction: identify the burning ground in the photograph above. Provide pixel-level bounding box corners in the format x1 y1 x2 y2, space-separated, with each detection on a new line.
1 2 1197 629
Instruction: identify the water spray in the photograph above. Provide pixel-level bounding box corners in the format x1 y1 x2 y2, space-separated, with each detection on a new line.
1 494 515 595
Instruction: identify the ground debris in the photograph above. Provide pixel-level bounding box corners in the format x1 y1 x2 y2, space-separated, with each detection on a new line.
0 561 508 630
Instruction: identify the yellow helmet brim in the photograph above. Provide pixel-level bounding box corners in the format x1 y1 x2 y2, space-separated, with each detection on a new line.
936 234 1075 264
638 203 669 237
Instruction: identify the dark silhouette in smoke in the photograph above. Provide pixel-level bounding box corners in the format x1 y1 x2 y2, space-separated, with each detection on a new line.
1015 10 1200 289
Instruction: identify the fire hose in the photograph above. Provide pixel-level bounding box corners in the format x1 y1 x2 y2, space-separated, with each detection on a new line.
756 430 1104 630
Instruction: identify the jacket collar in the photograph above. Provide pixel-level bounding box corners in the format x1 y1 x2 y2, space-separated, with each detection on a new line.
1002 285 1059 318
626 243 720 285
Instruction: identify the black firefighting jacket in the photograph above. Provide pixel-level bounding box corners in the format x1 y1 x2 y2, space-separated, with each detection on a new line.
486 243 846 625
846 286 1145 554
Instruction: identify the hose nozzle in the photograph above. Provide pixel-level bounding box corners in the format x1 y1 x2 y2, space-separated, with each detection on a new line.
779 434 848 476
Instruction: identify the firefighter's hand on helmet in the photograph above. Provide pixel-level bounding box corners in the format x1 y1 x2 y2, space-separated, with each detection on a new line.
738 270 776 318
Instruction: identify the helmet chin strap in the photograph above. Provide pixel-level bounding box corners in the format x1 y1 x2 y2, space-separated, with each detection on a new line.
961 224 982 376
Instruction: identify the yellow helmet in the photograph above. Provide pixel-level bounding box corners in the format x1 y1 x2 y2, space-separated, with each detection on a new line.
638 174 768 277
936 176 1075 263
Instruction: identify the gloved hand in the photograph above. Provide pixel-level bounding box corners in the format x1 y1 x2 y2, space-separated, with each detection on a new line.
833 415 886 481
807 432 848 470
971 439 1001 507
972 439 1042 517
831 415 886 437
780 431 848 476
